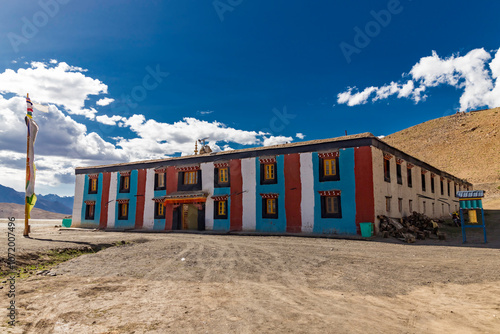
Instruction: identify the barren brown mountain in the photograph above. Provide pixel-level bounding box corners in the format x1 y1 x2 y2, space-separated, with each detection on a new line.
383 107 500 199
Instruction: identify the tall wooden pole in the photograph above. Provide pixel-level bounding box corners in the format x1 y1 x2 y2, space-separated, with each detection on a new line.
24 93 30 237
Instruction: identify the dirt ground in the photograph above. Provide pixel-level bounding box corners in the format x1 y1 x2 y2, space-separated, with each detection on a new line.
1 202 500 334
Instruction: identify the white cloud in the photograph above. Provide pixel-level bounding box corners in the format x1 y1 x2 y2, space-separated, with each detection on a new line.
117 115 288 161
96 97 115 106
296 132 305 139
397 80 415 98
337 86 377 106
490 49 500 79
0 95 127 195
0 95 125 161
95 114 125 126
123 116 260 146
483 48 500 108
0 61 299 196
0 94 297 195
262 136 293 146
0 60 107 119
337 48 500 111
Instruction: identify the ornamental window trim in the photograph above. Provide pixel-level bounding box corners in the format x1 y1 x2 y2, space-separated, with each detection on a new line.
318 151 339 159
259 193 279 199
318 190 341 197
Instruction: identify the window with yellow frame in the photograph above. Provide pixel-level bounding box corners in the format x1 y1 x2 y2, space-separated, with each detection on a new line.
118 203 128 220
155 202 165 218
214 200 228 219
320 157 340 182
219 167 228 183
262 197 278 218
183 171 198 184
120 175 130 193
267 198 276 214
265 164 275 180
218 201 226 215
324 158 336 176
89 178 98 194
260 162 277 185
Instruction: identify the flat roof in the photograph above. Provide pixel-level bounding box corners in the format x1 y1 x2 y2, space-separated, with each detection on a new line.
76 132 375 171
75 132 472 186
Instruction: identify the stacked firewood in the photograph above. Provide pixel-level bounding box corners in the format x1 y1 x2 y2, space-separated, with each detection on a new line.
378 212 445 243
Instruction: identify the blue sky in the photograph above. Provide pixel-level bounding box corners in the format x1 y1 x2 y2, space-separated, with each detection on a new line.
0 0 499 196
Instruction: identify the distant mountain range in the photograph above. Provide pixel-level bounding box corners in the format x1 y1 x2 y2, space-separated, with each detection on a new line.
0 184 73 215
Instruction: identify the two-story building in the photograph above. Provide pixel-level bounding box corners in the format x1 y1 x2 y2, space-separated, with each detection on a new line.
71 133 472 235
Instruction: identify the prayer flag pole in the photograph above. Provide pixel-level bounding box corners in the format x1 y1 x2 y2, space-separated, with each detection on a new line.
24 93 30 237
24 93 39 237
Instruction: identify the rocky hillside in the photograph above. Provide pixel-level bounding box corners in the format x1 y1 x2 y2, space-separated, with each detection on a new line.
383 107 500 198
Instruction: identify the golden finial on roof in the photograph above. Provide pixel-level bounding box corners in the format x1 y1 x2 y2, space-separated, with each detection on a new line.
194 141 198 155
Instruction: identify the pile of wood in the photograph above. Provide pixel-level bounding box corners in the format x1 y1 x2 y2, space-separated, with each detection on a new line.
378 212 445 243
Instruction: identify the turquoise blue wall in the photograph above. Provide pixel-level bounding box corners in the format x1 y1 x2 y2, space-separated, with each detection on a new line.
312 149 357 234
212 187 231 230
153 187 166 230
255 155 286 232
80 174 102 227
114 170 138 229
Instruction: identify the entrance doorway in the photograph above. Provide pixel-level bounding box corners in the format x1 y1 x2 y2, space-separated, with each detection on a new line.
172 203 206 231
181 204 198 230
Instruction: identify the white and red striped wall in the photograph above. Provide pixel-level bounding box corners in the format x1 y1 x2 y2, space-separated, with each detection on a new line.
72 139 470 235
